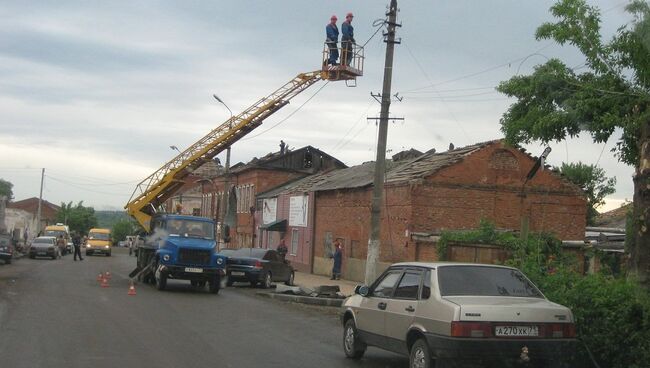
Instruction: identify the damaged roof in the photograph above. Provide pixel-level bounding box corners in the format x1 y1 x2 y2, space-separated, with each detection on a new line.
258 140 498 197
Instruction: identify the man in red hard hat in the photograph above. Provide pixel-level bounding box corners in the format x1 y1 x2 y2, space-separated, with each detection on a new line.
326 15 339 65
342 12 355 66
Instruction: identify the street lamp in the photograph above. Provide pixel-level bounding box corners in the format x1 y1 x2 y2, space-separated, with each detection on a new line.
213 94 234 246
170 145 181 154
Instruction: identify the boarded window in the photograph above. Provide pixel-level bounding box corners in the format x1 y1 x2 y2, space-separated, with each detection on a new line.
291 229 299 255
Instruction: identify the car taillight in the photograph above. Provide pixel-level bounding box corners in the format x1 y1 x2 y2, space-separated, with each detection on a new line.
254 260 263 269
547 323 576 338
450 322 493 338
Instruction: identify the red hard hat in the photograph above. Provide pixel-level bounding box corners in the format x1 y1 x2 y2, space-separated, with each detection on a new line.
331 15 338 20
346 12 354 18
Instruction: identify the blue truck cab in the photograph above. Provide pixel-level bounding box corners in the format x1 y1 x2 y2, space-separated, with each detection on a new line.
145 214 226 293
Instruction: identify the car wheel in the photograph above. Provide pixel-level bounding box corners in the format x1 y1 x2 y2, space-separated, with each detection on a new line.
208 276 220 294
156 268 167 291
261 272 272 289
285 271 295 286
343 319 366 359
226 277 234 287
410 338 432 368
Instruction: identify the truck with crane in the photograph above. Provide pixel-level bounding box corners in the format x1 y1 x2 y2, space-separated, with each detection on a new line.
125 44 364 293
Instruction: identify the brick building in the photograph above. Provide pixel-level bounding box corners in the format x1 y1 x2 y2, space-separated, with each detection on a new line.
182 146 346 249
308 140 587 281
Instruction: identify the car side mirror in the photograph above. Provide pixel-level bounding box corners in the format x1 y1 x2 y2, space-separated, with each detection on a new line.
355 285 369 297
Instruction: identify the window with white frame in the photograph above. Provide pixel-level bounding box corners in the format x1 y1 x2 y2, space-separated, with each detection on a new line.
291 229 299 255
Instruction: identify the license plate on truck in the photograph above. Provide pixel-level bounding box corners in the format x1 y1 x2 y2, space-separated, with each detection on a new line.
184 267 203 273
495 326 539 337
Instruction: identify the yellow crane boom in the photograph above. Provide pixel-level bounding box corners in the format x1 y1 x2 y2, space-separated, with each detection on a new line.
126 43 364 231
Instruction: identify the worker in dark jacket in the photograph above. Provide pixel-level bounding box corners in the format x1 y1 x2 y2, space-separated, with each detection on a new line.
341 12 355 66
326 15 339 65
331 240 342 280
72 232 83 261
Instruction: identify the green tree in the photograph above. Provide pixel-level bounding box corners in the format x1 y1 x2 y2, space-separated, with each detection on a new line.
112 219 136 243
55 201 98 235
497 0 650 287
0 178 13 200
558 162 616 225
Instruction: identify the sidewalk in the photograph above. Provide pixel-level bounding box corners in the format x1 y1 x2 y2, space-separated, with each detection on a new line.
293 271 359 296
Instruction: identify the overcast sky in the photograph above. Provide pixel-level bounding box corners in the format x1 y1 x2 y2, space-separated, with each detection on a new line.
0 0 636 211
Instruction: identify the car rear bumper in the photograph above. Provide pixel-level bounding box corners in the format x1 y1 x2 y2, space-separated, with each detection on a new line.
227 267 264 282
424 332 580 361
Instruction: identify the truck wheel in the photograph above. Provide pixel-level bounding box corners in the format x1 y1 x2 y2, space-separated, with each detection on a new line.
209 276 220 294
190 280 198 287
261 272 272 289
156 270 167 291
225 276 233 287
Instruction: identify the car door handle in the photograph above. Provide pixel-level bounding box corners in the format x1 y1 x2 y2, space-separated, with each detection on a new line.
377 302 387 310
405 306 415 312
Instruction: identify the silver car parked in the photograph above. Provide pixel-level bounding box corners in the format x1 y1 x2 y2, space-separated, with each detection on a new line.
29 236 61 260
341 262 583 368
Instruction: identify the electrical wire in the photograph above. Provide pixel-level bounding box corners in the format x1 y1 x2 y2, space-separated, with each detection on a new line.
403 42 472 143
331 100 375 152
46 170 140 186
46 175 128 197
240 81 330 141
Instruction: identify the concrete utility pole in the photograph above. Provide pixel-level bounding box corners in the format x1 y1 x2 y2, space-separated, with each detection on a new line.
365 0 400 285
36 168 44 234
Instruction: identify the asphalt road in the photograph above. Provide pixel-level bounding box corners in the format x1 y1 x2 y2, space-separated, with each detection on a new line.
0 248 405 368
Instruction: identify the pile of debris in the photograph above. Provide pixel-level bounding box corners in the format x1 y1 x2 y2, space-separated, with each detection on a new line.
274 284 347 299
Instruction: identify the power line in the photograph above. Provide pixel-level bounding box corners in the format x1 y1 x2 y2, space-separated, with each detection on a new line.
403 42 472 143
241 81 330 141
331 100 375 152
46 175 128 196
46 170 141 186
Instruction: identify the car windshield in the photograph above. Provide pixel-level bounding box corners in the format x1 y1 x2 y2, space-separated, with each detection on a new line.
438 266 543 298
33 238 53 244
89 232 110 241
166 219 214 239
231 248 267 259
44 230 66 238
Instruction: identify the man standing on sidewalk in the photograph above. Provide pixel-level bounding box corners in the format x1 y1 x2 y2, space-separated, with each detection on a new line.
72 232 83 261
331 239 342 280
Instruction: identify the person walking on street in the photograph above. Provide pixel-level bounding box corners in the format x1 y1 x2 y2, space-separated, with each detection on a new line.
331 240 342 280
56 235 65 258
341 12 355 66
72 232 83 261
326 15 339 65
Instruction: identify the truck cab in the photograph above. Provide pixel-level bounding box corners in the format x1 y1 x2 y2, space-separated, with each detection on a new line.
137 214 226 293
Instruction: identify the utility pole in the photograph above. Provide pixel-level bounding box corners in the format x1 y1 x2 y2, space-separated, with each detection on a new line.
365 0 400 285
36 168 44 234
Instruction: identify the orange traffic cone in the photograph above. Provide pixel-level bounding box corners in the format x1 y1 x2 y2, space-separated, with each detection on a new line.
100 276 109 288
128 281 136 296
104 271 112 280
97 273 104 282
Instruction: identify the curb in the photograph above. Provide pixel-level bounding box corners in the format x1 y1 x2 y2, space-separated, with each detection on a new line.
256 292 344 307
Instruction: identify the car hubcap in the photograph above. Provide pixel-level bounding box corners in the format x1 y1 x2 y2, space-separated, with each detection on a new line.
413 347 426 368
344 327 354 352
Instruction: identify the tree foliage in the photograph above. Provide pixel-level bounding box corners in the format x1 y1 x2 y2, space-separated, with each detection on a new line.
558 161 616 225
0 178 13 200
497 0 650 165
55 201 98 236
112 219 136 243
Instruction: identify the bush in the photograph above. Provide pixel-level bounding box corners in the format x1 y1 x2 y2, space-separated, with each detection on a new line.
437 220 650 367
